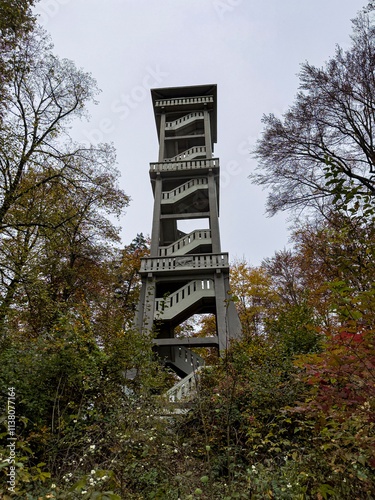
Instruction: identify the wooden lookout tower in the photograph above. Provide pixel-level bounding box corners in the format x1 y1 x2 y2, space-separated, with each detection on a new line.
136 84 241 378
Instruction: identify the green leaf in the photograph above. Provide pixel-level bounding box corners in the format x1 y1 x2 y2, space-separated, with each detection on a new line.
350 310 362 320
201 476 209 483
357 455 367 466
69 478 87 492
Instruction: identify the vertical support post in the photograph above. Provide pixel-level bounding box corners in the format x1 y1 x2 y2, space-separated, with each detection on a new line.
135 274 156 334
134 276 148 332
208 169 221 253
204 108 212 158
142 275 156 332
150 173 162 257
214 271 228 351
223 273 242 339
158 111 166 162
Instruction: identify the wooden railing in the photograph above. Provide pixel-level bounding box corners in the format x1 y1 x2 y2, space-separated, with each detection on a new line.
168 345 203 377
140 253 229 274
155 96 213 107
149 158 219 174
166 366 207 402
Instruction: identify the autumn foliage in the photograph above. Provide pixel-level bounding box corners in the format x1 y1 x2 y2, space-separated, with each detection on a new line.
1 3 375 499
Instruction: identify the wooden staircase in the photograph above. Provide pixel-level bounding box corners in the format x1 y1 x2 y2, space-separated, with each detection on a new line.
166 146 207 162
159 229 212 256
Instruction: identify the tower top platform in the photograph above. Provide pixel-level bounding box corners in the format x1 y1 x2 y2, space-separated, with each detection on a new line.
151 84 217 144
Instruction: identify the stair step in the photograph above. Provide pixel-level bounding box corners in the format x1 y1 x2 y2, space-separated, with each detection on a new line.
159 403 192 416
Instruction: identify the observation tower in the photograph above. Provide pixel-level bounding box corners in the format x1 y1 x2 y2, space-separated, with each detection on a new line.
136 84 241 377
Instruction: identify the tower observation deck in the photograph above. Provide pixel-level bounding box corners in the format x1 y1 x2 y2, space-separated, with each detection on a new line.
136 84 241 378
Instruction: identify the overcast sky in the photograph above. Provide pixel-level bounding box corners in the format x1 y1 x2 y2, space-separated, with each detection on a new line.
34 0 366 265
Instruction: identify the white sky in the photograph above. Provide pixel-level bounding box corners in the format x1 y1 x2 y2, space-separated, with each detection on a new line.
34 0 366 265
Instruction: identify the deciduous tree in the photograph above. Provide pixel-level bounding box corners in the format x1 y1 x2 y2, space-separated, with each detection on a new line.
251 9 375 218
0 28 129 335
0 0 36 109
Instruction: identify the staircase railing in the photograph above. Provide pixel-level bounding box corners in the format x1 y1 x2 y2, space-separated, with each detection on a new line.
166 366 207 402
155 279 214 319
167 345 203 377
161 177 207 202
165 111 204 130
166 146 206 162
159 229 211 257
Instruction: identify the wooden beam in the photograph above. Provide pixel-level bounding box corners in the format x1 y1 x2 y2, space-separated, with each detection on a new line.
153 337 219 348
